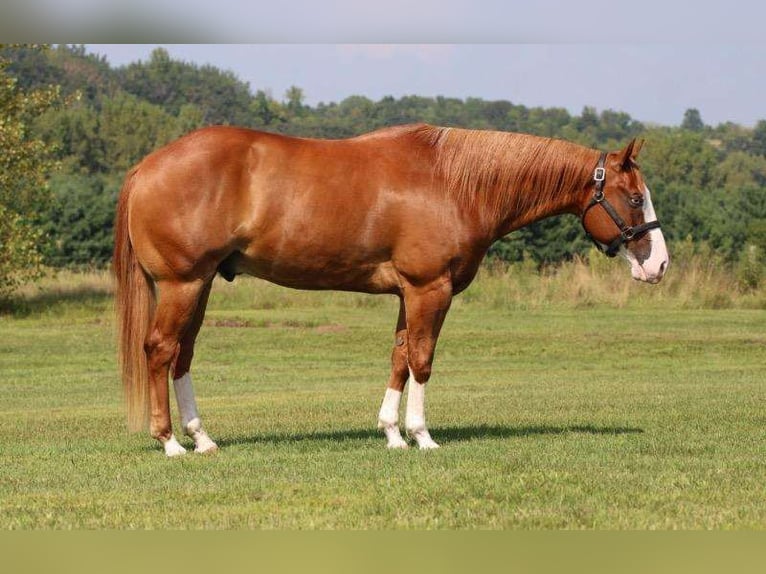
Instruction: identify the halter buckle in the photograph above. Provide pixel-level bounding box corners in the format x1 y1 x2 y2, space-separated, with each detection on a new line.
594 167 606 182
593 189 604 202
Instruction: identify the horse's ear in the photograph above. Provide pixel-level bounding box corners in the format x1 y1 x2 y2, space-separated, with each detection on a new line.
618 138 642 171
633 138 645 158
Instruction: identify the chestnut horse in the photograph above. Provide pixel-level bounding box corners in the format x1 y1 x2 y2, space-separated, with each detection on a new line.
113 123 669 456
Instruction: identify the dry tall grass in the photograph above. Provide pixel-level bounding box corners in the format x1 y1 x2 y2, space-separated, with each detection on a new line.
461 250 765 311
7 248 764 315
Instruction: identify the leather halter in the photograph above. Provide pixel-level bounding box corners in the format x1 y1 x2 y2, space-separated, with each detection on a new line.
581 153 662 258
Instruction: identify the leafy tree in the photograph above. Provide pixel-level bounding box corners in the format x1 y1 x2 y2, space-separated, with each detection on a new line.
43 174 120 267
490 216 592 264
753 120 766 157
639 128 718 191
251 89 285 127
0 45 62 299
173 103 205 137
481 100 513 129
34 100 103 173
681 108 705 132
1 44 115 104
711 122 755 154
713 151 766 191
118 47 253 125
98 91 179 172
284 85 306 117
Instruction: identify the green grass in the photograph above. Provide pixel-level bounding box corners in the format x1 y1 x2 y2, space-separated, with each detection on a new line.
0 270 765 529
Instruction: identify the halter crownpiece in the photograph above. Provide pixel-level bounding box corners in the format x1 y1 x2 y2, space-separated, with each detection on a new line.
581 152 662 258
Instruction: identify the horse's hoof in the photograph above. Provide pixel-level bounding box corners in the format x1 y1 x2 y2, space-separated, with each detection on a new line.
193 431 219 454
417 439 440 450
195 442 219 454
163 436 187 457
386 437 409 449
407 427 440 450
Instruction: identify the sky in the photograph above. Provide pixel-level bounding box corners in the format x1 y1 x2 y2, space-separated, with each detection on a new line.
2 0 761 128
86 43 766 128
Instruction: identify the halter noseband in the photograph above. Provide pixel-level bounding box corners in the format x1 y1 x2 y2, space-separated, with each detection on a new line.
581 153 662 258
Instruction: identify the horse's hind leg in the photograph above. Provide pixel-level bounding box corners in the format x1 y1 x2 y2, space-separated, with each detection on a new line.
145 279 207 457
172 280 218 453
377 299 409 449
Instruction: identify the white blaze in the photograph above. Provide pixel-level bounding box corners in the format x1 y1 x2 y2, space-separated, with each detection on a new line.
623 186 669 284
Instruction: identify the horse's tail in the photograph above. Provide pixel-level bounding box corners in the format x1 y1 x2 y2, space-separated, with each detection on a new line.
113 168 154 431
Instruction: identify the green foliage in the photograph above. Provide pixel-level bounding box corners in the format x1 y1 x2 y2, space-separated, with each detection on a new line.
118 47 253 126
752 120 766 156
43 173 120 267
251 89 286 127
284 85 306 118
488 215 592 265
681 107 705 132
0 205 44 299
98 91 180 172
0 45 62 299
639 128 718 190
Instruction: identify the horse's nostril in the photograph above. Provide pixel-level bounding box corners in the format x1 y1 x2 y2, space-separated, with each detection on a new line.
659 261 667 275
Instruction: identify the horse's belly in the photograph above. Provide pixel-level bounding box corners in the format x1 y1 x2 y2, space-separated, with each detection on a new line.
229 249 400 294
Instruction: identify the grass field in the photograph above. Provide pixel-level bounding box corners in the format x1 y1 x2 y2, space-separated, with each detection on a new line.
0 263 765 529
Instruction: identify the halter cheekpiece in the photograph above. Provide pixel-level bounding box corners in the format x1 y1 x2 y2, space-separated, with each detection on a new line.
581 153 661 258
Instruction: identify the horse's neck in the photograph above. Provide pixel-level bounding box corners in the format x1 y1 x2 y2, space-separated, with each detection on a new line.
479 145 597 240
429 127 597 242
490 179 585 240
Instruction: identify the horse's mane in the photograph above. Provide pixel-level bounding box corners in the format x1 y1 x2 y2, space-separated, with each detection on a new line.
410 124 600 221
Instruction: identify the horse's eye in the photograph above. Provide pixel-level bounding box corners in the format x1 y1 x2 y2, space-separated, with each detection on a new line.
629 195 644 208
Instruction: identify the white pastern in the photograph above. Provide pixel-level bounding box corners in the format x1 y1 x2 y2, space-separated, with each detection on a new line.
172 373 218 453
378 388 408 449
163 434 187 457
405 371 440 450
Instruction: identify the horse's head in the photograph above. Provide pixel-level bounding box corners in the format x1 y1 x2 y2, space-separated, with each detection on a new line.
580 139 669 284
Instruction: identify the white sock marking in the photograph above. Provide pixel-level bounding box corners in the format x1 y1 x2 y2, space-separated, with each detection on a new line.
378 388 408 448
405 370 440 450
173 372 199 429
173 373 218 453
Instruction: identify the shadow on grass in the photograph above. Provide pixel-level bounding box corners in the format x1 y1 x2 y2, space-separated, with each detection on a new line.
1 286 112 317
216 423 644 448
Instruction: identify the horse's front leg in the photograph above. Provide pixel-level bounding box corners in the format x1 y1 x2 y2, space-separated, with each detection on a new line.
403 277 453 449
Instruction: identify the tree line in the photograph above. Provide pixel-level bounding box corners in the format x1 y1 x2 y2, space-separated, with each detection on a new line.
1 44 765 298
